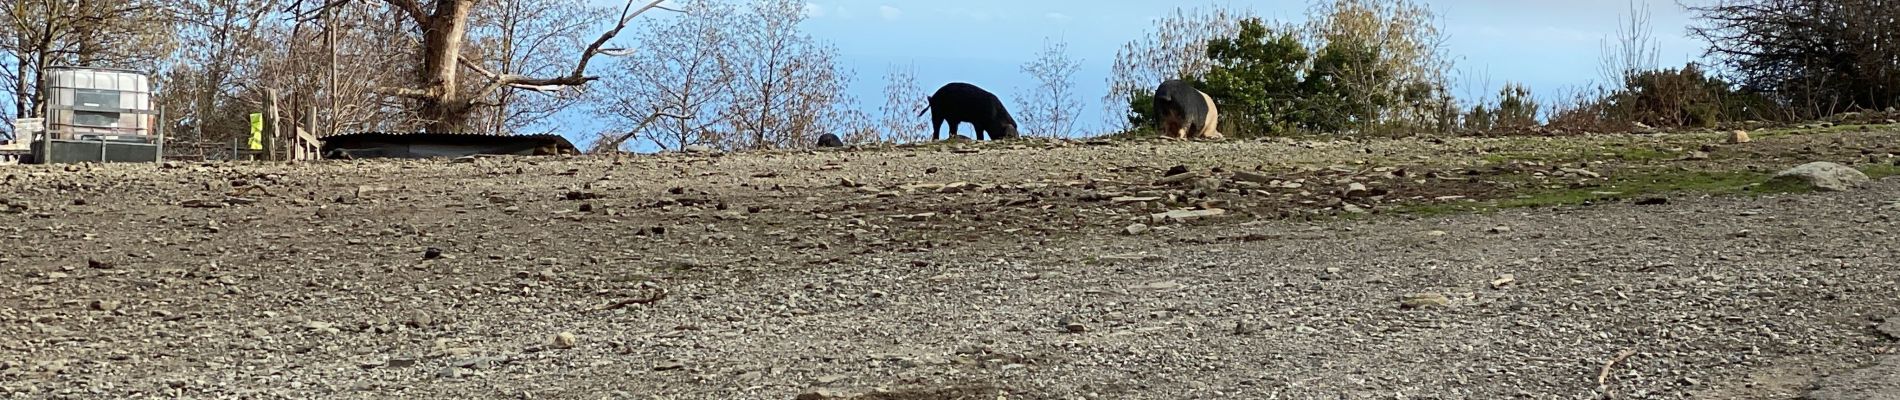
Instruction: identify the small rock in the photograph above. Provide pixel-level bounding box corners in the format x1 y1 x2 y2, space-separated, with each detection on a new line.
1769 162 1870 192
653 362 685 371
1150 209 1226 223
435 366 467 379
1490 274 1517 289
1425 230 1448 237
1635 197 1669 205
1561 168 1603 179
1230 171 1275 185
1343 182 1370 198
552 332 578 349
87 259 113 269
1123 223 1150 235
682 144 716 154
1165 165 1190 177
1058 315 1088 333
1156 172 1203 185
423 247 443 260
1233 321 1259 335
385 358 418 368
796 389 853 400
1878 317 1900 340
1685 151 1712 161
89 299 121 312
1488 226 1513 234
814 374 848 384
1730 130 1752 144
1400 293 1452 309
180 199 227 208
1139 281 1186 291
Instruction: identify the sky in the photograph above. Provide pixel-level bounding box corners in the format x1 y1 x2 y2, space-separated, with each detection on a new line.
770 0 1707 136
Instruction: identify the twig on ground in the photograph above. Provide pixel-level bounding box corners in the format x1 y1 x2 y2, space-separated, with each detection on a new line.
1597 349 1639 398
592 289 669 313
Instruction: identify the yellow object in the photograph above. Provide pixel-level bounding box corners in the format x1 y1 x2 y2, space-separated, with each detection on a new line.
248 113 263 150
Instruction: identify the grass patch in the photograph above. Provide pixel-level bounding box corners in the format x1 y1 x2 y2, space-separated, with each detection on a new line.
1859 162 1900 179
1396 168 1821 216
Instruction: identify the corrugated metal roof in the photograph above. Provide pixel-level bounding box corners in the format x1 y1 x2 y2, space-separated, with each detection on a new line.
320 132 578 159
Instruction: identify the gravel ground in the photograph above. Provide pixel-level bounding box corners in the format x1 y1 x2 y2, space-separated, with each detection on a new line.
1 134 1897 399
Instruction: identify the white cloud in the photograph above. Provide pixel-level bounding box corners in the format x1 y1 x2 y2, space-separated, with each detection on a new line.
939 8 992 22
803 2 825 18
878 5 903 21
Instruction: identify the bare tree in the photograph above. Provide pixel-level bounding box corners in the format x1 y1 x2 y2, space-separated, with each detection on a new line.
1017 38 1083 137
1 0 175 127
158 0 279 143
595 0 854 152
466 0 612 135
718 0 851 150
593 0 734 152
296 0 676 132
1103 6 1244 131
877 63 927 143
1599 0 1659 89
1689 0 1899 114
1305 0 1454 131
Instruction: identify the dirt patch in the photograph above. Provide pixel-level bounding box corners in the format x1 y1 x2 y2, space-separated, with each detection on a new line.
2 126 1898 398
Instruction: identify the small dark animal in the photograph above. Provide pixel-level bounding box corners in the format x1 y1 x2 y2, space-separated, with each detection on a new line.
919 82 1021 141
1152 80 1223 140
815 133 844 148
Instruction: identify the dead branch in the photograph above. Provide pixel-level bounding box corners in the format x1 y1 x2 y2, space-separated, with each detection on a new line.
463 0 681 101
591 289 668 312
1597 349 1638 399
369 86 436 100
598 108 695 152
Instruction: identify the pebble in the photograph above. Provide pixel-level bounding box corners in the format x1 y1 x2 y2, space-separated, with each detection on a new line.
1401 293 1452 309
89 300 121 312
1488 226 1513 234
436 366 467 379
1123 223 1150 235
552 332 578 349
1490 274 1517 289
1344 182 1370 198
796 389 853 400
1060 316 1088 333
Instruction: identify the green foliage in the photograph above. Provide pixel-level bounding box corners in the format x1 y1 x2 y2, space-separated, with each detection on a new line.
1125 90 1158 129
1200 19 1311 135
1465 82 1539 133
1114 0 1454 138
1611 63 1731 128
1300 37 1384 132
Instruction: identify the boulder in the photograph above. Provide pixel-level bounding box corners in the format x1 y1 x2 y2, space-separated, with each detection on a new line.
1769 162 1869 192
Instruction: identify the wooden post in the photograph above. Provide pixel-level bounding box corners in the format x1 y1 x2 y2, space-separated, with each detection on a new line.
302 106 319 161
263 89 280 161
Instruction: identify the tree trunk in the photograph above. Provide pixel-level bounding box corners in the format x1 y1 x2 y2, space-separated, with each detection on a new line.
417 0 475 132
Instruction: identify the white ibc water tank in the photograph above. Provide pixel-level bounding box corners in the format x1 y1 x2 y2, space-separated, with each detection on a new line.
42 67 154 140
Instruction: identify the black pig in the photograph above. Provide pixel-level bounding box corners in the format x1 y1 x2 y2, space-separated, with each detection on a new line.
919 82 1021 141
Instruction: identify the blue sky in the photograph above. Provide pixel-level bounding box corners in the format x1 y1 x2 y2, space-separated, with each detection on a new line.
792 0 1704 132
